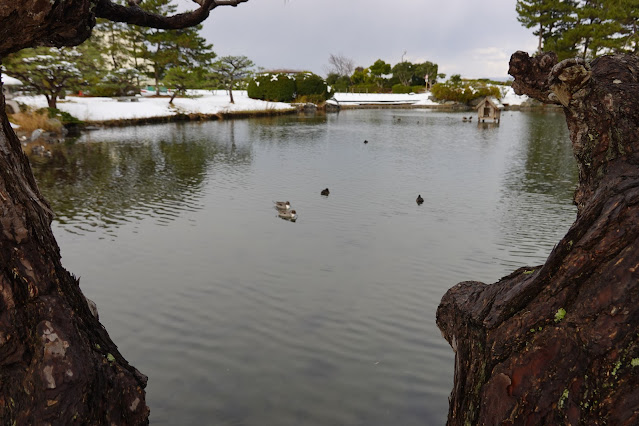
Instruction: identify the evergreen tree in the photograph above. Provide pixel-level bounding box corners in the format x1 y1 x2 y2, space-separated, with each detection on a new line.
3 47 98 108
392 61 414 86
326 72 350 92
163 66 201 103
516 0 578 55
350 67 372 86
412 61 439 87
570 0 618 58
213 55 254 103
93 19 132 69
140 0 216 94
608 0 639 54
369 59 391 89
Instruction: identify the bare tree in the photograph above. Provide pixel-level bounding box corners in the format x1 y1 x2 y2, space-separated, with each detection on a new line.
0 1 248 424
326 53 355 77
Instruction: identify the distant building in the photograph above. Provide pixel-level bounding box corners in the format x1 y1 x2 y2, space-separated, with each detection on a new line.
476 96 504 123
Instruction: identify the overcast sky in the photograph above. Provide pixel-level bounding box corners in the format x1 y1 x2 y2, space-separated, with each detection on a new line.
180 0 537 80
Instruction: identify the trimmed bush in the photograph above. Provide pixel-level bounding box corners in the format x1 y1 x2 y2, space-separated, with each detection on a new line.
248 73 296 102
295 72 328 100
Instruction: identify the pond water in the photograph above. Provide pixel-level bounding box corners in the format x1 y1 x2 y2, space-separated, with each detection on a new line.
30 108 577 425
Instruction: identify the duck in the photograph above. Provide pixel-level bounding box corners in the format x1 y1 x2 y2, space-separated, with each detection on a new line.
321 188 330 196
416 194 424 205
462 117 468 122
274 201 291 210
278 209 297 221
364 139 368 144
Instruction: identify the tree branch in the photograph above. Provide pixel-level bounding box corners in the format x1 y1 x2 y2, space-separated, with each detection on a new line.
96 0 249 30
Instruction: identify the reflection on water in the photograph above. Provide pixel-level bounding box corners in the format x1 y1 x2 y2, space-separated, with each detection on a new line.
30 110 577 425
31 122 252 237
497 111 576 269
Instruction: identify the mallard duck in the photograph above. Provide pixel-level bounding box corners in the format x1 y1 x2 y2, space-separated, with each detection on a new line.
278 209 297 221
321 188 330 196
274 201 291 210
416 194 424 205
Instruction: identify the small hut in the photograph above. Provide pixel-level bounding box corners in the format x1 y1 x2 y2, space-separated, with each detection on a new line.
476 96 504 123
2 75 22 114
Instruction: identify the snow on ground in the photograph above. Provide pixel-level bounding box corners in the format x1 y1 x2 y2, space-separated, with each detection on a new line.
14 87 529 123
14 90 293 122
330 92 438 106
499 87 528 106
330 88 528 106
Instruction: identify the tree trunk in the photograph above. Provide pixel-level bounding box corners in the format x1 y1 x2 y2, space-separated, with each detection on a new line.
0 2 149 423
228 85 234 104
0 80 149 424
0 0 249 422
437 52 639 425
155 64 161 96
48 95 57 109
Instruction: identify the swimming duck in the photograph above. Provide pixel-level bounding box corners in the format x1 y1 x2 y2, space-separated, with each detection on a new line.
416 194 424 205
278 209 297 221
364 140 368 144
321 188 330 196
274 201 291 210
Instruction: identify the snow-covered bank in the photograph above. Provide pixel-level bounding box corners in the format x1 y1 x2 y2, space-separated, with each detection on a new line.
330 88 528 107
13 87 530 124
330 92 439 106
14 90 294 123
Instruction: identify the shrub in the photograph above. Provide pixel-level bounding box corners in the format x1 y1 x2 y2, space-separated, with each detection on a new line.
392 84 412 94
45 107 83 125
10 110 63 133
88 84 121 97
295 94 327 104
350 83 378 93
295 72 328 100
248 73 296 102
431 82 501 104
326 74 350 93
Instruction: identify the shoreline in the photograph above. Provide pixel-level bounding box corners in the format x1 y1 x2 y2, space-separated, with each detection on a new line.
12 90 559 131
85 108 298 127
81 103 561 128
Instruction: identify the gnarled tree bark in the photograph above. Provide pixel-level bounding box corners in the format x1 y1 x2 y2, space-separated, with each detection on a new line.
0 0 247 424
437 52 639 424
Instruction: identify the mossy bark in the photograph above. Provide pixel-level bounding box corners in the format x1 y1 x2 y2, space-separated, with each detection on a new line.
437 52 639 425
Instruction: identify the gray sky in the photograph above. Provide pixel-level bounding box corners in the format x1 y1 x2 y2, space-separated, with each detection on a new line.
182 0 537 80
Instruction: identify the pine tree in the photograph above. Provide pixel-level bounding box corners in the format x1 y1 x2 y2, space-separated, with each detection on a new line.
3 47 99 108
140 0 216 94
569 0 618 58
516 0 578 55
610 0 639 54
213 55 254 104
